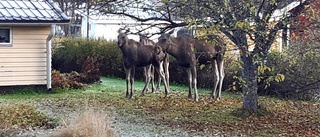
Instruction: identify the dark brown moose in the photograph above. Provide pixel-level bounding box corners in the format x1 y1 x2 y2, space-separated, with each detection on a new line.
157 30 225 101
117 29 169 98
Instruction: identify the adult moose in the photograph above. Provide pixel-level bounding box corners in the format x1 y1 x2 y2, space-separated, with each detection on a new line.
193 34 226 100
117 29 169 98
139 34 170 92
157 30 225 101
157 31 199 101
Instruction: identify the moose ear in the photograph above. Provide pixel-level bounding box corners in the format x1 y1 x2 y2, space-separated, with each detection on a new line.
117 28 122 33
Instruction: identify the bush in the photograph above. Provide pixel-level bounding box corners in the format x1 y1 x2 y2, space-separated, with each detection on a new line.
51 70 88 90
52 37 148 81
262 42 320 101
0 103 55 129
79 56 101 84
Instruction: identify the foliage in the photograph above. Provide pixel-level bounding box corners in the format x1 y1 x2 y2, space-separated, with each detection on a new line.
79 56 101 84
0 103 55 129
89 39 125 78
263 43 320 101
52 37 129 79
52 55 101 90
51 69 88 90
52 37 96 73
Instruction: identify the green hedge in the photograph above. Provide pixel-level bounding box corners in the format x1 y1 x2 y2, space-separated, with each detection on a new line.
52 37 143 80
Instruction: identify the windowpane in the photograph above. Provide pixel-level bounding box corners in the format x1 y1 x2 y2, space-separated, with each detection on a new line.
0 28 11 43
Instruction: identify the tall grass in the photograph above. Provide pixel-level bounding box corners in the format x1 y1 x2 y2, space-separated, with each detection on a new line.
52 109 115 137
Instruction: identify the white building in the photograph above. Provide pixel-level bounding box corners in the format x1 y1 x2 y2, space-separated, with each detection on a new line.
76 10 165 42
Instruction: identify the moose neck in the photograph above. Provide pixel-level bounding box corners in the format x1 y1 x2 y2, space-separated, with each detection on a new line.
120 39 138 57
165 37 181 59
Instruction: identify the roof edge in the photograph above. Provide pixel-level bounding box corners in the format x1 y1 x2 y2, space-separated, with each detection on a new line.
47 0 70 21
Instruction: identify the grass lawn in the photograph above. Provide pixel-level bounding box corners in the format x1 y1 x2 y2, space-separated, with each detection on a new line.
0 77 319 136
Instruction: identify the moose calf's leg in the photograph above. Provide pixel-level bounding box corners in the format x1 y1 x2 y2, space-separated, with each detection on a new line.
164 59 170 91
191 66 199 102
217 60 225 100
156 75 161 92
187 68 193 99
141 65 152 96
125 67 131 98
155 66 169 97
129 68 135 98
210 61 220 100
156 61 163 92
143 67 150 92
150 65 155 93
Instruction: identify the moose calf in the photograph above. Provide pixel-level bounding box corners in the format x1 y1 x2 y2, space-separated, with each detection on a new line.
117 30 169 98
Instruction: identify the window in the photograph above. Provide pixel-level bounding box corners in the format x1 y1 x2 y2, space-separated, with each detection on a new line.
177 27 194 37
0 27 12 46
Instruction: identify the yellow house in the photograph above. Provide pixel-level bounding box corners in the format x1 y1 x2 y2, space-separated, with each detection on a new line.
0 0 69 91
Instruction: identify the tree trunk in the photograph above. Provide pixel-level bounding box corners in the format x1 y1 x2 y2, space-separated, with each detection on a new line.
241 53 258 111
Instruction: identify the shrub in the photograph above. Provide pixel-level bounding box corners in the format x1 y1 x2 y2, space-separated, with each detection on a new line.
262 42 320 101
51 69 88 90
0 103 55 129
79 56 101 84
52 37 145 80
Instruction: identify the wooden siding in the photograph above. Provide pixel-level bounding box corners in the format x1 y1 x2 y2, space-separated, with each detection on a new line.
0 26 50 86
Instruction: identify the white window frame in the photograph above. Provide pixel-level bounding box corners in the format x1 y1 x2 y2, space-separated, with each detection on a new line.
0 27 12 47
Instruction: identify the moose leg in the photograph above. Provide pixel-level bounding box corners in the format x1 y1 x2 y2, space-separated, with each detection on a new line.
125 67 131 98
150 65 155 93
156 73 162 92
141 65 152 96
155 65 169 97
217 59 225 100
143 67 149 92
164 57 170 91
129 67 135 98
210 60 220 100
155 61 163 92
191 66 199 102
187 68 193 99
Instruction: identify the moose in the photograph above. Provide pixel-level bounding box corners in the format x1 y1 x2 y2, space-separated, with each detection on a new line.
117 29 170 98
157 30 225 101
139 34 170 92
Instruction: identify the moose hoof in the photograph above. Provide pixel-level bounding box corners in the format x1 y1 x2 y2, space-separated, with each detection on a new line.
164 94 168 98
128 93 133 99
188 94 192 99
